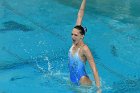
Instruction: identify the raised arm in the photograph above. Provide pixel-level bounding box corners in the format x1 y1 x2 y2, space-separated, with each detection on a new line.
76 0 86 25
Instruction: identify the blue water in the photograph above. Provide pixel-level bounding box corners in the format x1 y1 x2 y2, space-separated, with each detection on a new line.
0 0 140 93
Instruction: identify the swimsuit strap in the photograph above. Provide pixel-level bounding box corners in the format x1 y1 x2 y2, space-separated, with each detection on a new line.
77 44 85 53
69 45 74 52
70 44 85 55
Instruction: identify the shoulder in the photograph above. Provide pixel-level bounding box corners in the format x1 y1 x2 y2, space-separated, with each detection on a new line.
83 45 89 50
82 45 93 58
82 45 91 53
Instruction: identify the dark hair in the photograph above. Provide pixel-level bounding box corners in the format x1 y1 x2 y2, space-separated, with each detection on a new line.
74 25 87 35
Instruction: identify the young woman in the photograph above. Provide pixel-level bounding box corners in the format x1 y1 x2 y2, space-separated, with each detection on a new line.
68 0 100 88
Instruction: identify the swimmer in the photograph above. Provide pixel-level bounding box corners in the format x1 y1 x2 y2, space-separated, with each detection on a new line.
68 0 100 88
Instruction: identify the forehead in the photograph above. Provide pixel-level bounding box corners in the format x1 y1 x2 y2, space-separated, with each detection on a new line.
72 28 80 34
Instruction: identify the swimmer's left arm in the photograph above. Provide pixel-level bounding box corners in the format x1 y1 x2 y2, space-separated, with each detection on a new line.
83 45 100 88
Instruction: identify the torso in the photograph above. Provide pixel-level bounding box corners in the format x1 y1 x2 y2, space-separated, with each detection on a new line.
71 44 87 63
68 44 88 84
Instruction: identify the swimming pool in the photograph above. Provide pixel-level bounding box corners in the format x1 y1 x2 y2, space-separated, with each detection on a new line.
0 0 140 93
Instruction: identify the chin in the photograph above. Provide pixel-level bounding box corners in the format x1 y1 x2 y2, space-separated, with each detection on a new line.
72 41 76 44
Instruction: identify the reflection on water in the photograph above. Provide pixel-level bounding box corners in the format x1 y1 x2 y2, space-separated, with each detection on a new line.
92 0 140 24
10 76 28 81
56 0 140 25
0 20 33 32
112 78 140 93
110 45 118 57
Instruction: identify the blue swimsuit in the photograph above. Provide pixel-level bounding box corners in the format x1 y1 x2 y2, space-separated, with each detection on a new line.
68 45 88 85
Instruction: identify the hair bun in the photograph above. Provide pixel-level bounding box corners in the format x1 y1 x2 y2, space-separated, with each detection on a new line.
84 27 87 32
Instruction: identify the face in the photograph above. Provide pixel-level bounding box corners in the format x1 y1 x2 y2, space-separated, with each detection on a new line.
71 28 84 44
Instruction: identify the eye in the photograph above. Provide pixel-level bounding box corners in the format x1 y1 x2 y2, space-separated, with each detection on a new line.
71 33 78 36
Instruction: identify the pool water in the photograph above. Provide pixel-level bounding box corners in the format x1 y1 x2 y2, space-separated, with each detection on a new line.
0 0 140 93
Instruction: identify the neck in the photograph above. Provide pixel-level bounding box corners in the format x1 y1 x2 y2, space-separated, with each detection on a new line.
74 40 84 47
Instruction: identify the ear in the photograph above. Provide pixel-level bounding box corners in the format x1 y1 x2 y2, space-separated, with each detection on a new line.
81 35 84 39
